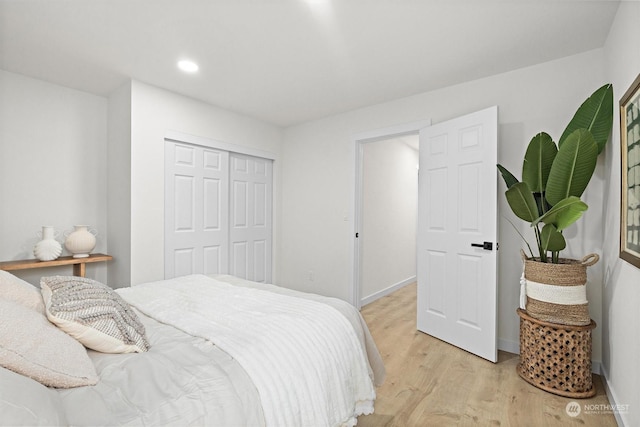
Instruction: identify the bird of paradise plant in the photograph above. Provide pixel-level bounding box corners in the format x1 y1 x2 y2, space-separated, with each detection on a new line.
497 84 613 263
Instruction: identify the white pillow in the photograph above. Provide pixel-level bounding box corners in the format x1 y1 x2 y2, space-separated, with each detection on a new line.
0 299 98 388
0 366 69 425
41 276 150 354
0 269 45 314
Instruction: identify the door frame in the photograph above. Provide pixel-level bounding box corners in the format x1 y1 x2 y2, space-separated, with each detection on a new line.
165 130 277 164
164 130 279 281
350 119 431 309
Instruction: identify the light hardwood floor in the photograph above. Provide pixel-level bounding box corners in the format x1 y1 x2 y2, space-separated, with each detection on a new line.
357 283 617 427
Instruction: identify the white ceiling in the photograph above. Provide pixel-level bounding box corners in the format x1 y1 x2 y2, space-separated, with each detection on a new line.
0 0 620 127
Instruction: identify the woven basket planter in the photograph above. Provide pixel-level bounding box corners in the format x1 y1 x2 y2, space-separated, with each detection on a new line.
517 309 596 398
521 251 599 326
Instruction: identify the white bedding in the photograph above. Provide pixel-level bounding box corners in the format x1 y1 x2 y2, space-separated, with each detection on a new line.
1 305 265 426
117 274 376 427
0 274 385 427
212 274 386 386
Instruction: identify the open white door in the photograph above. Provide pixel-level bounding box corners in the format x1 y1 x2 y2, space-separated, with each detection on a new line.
417 106 498 362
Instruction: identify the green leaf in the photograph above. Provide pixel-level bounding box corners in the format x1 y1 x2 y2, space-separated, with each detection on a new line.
505 182 539 223
545 129 598 206
540 224 566 252
532 193 550 217
503 215 535 259
559 83 613 154
533 196 588 231
522 132 558 193
497 164 519 188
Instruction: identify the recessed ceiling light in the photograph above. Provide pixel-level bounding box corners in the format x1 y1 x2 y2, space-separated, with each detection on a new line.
177 60 199 73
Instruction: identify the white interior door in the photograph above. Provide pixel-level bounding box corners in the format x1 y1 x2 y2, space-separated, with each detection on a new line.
416 106 498 362
229 153 273 283
165 142 230 278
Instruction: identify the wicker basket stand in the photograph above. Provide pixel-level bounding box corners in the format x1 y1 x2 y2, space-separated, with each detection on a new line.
517 308 596 398
521 251 599 326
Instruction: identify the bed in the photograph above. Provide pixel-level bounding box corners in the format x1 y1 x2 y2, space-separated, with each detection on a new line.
0 271 385 427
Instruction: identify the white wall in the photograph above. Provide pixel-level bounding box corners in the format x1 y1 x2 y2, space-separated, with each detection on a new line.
361 137 418 303
0 70 108 285
602 2 640 425
281 49 607 361
125 81 283 286
106 82 132 287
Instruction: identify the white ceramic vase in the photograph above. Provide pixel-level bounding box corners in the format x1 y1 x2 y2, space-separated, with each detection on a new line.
33 226 63 261
64 225 97 258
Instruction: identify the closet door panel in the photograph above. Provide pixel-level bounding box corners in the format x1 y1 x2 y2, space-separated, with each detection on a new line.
232 180 248 227
203 177 221 230
174 175 195 232
165 142 229 279
174 248 195 278
203 245 222 275
165 141 272 282
231 241 249 278
229 153 272 283
253 239 267 283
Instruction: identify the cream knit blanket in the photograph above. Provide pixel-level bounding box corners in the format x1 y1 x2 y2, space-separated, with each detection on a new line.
117 275 375 427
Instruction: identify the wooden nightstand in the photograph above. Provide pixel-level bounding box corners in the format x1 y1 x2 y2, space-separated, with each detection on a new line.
0 253 113 277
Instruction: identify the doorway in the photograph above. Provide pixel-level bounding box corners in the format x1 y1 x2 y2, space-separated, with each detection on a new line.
352 119 430 309
359 135 418 306
352 108 498 361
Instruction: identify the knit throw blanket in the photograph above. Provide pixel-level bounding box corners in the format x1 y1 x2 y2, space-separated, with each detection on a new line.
117 275 375 427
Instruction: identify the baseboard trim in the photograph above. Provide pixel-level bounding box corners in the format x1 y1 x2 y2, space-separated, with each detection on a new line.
361 276 416 306
601 365 629 427
498 338 519 355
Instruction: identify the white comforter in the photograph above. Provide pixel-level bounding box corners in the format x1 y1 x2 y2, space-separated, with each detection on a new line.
117 274 376 427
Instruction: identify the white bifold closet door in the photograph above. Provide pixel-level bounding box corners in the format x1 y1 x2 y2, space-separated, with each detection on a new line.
229 153 272 282
165 141 272 283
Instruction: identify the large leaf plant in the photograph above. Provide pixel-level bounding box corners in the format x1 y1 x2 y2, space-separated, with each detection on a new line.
497 84 613 263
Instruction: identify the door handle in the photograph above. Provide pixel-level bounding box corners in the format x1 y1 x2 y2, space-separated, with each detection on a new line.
471 241 493 250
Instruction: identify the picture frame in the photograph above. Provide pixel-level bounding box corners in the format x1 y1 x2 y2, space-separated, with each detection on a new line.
620 73 640 269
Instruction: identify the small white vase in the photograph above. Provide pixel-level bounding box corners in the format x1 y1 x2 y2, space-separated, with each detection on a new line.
64 225 97 258
34 226 62 261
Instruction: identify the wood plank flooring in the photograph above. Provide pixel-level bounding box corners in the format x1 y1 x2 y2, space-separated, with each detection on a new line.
357 283 617 427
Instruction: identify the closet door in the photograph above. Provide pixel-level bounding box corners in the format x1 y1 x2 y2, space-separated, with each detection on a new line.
165 142 230 278
229 153 273 283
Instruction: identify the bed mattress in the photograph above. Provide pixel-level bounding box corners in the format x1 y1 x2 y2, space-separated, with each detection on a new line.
0 274 384 426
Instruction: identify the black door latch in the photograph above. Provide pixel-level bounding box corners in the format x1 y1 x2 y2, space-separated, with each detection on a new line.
471 241 493 250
